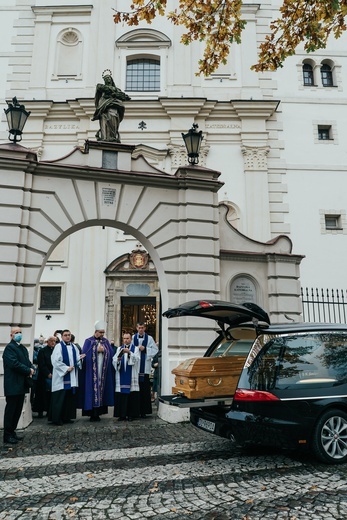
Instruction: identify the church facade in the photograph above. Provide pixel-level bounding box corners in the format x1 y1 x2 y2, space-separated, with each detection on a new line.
0 0 346 425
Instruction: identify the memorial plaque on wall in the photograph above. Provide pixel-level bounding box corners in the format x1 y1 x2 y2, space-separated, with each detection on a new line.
230 276 257 305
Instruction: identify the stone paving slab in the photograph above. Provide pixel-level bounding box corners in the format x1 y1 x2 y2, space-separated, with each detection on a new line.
1 411 347 519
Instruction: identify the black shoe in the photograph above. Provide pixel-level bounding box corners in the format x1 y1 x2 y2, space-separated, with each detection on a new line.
14 434 24 441
37 412 44 419
128 417 133 422
63 420 74 424
52 421 63 426
117 417 126 422
4 437 18 444
140 414 147 418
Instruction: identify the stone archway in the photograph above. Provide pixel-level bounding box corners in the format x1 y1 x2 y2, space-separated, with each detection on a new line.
0 140 223 426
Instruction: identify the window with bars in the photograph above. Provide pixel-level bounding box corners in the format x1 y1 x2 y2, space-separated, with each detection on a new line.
126 58 160 92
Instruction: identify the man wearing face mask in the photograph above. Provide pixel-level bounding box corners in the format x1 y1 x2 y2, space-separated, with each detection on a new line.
2 326 35 444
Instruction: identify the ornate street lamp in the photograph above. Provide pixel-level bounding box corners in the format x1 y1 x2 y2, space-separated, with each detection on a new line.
4 97 31 144
181 123 203 165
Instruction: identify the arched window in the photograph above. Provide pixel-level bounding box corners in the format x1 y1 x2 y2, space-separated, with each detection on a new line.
321 64 333 87
126 57 160 92
303 63 314 86
116 29 171 94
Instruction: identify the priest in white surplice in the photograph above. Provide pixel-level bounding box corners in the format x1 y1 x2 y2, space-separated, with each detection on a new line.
48 329 85 425
113 332 140 421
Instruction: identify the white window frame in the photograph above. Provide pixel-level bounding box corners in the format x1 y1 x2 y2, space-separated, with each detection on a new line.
320 210 347 235
116 28 171 97
313 120 338 145
298 57 342 91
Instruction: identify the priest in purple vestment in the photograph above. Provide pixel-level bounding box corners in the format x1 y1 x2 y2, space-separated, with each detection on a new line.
78 321 115 421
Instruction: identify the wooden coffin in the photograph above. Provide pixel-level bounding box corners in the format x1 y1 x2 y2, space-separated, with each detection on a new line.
172 355 246 399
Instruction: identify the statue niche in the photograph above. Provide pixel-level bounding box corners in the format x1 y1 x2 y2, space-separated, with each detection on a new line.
92 69 131 143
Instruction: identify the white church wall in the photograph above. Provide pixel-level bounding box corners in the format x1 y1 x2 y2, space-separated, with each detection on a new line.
285 168 347 289
1 0 346 334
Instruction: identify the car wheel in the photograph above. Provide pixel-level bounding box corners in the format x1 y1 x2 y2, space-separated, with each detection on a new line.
312 409 347 464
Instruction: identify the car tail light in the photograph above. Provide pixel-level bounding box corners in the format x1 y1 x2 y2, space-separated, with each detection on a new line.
199 301 213 308
234 388 280 402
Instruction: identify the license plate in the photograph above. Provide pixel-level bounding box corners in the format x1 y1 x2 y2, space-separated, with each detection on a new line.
197 417 215 432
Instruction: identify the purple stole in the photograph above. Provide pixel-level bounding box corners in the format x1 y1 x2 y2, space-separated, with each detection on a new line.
119 343 135 393
61 342 77 391
133 333 148 382
91 338 110 407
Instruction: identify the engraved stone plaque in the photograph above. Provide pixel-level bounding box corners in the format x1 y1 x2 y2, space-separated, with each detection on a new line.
230 276 257 304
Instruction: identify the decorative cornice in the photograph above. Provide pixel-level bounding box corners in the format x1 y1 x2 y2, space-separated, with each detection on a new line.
220 250 304 264
159 98 210 117
116 29 171 49
32 5 93 17
231 100 280 119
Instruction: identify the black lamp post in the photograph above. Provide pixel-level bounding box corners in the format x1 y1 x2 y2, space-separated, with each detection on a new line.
181 123 203 165
4 97 31 144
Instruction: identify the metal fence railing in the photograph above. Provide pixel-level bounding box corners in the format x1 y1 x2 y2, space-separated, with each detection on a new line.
301 287 347 324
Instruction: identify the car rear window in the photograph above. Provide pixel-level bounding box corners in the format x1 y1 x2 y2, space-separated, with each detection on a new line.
247 332 347 391
210 338 254 357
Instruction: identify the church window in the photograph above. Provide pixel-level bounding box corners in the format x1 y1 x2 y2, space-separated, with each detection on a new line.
321 63 334 87
303 63 314 86
126 58 160 91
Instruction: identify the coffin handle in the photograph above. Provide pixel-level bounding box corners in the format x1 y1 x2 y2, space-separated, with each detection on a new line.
207 377 222 387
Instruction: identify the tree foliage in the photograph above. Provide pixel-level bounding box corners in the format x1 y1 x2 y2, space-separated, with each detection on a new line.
113 1 347 75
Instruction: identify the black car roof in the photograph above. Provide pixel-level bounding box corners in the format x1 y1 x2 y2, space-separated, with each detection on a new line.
258 322 347 334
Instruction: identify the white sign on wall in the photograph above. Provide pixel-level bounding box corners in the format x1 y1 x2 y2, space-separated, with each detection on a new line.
102 188 116 206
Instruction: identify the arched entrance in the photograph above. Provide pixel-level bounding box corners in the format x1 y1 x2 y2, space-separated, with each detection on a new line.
0 140 223 426
104 246 160 345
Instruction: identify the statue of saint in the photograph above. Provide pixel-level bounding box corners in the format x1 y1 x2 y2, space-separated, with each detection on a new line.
92 70 131 142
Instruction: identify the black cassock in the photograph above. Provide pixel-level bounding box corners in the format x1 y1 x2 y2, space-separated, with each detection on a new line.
32 346 54 414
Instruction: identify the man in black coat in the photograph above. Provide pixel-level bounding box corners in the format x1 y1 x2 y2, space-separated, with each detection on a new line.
2 326 35 444
33 336 55 418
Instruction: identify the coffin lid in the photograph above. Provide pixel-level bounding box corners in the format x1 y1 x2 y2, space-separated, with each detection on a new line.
163 300 270 327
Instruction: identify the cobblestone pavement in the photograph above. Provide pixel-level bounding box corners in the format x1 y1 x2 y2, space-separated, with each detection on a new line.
1 406 347 519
